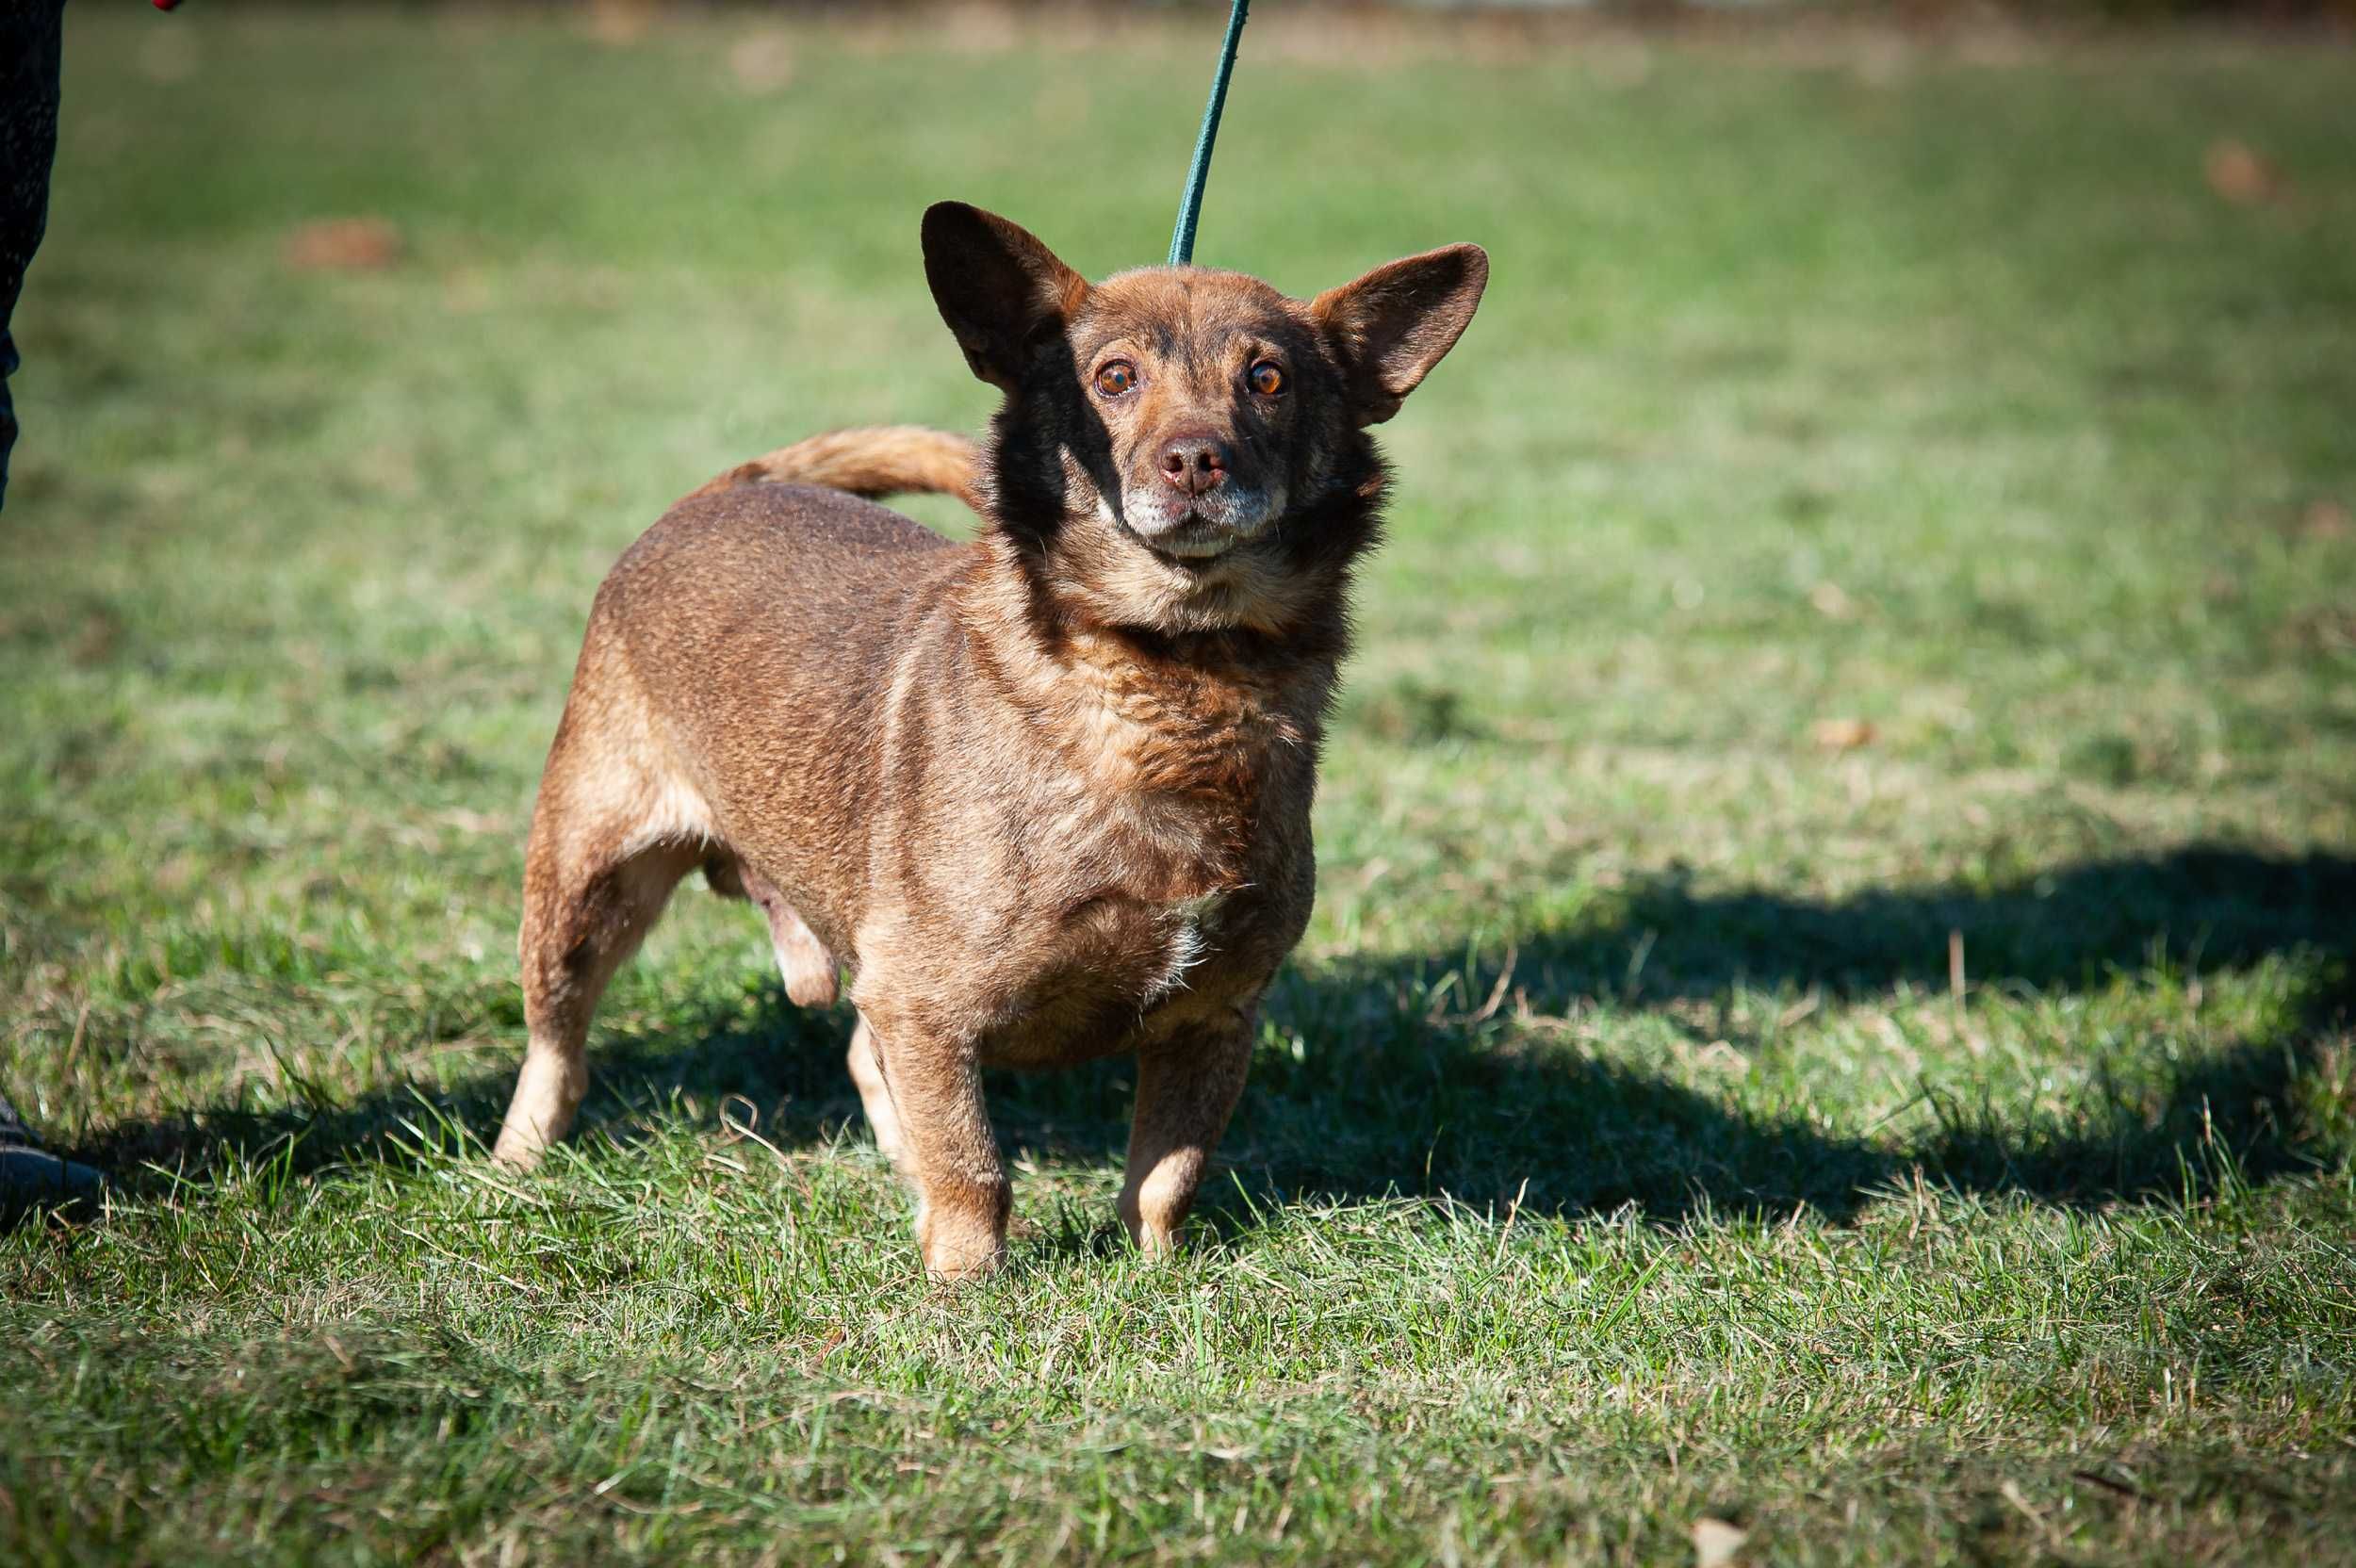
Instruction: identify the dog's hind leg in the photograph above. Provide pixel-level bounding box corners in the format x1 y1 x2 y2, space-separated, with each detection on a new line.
496 840 698 1170
844 1014 909 1169
712 874 897 1168
494 668 706 1170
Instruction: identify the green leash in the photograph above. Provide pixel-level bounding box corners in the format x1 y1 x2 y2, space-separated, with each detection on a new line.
1167 0 1251 267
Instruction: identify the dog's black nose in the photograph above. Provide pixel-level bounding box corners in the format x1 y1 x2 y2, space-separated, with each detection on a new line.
1157 433 1230 498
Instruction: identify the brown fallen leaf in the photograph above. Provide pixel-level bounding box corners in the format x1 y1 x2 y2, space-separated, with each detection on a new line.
1692 1516 1748 1568
284 217 401 272
2302 498 2350 541
1811 717 1875 752
2284 607 2356 654
2204 139 2282 206
585 0 655 45
730 31 795 93
70 609 122 667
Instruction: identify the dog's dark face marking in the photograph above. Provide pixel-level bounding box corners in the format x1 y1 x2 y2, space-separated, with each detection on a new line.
922 203 1487 636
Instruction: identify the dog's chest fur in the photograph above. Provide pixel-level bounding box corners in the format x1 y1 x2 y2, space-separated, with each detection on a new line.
915 631 1323 1068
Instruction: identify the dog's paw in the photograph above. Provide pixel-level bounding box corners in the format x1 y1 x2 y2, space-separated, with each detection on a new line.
918 1202 1007 1282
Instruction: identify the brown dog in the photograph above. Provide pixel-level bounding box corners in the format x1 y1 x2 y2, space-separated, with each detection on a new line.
491 204 1486 1277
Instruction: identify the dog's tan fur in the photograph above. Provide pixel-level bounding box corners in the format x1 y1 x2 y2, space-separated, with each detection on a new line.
682 425 984 514
492 204 1486 1277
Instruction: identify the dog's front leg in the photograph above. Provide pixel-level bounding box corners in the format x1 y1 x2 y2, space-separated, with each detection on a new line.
1120 1013 1255 1256
863 1009 1009 1281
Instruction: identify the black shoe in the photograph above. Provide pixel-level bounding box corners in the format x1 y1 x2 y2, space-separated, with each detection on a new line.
0 1092 104 1217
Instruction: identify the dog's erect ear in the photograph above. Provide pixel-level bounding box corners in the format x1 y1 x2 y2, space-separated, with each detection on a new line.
922 203 1088 391
1311 244 1489 427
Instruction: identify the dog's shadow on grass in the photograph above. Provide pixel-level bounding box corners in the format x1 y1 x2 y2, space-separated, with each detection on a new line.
61 844 2354 1236
1194 844 2351 1233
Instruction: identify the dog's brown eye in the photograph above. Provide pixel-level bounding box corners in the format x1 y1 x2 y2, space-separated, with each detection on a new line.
1249 360 1285 397
1094 360 1137 397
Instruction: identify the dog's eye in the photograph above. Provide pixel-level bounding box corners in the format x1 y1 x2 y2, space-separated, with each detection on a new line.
1094 360 1138 397
1248 360 1285 398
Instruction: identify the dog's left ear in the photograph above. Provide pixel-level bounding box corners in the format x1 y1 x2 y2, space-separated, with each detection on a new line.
922 202 1089 392
1311 244 1489 427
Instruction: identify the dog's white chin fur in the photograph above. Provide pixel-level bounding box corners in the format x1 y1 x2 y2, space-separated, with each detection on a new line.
1104 483 1285 562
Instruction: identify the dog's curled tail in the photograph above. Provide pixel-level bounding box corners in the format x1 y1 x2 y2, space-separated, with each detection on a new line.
684 426 984 516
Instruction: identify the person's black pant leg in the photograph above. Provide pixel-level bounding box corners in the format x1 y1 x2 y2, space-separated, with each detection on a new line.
0 2 67 512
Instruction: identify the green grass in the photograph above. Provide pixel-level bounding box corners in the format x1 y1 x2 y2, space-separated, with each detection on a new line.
5 8 2354 1564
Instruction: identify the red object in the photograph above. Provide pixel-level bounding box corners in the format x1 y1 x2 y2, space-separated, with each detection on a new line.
154 0 181 10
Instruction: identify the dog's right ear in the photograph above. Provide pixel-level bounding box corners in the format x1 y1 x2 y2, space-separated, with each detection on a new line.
922 203 1088 391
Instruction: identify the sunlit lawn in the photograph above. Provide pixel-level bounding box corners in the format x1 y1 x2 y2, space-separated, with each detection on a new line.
3 9 2352 1564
